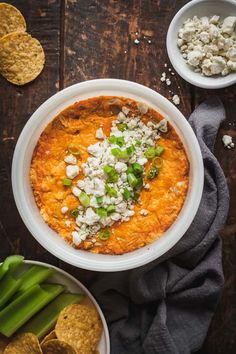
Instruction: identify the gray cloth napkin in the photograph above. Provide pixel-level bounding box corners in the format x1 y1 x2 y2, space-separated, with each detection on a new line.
91 98 229 354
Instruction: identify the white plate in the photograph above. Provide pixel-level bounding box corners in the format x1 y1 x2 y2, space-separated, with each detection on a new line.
23 260 110 354
12 79 204 272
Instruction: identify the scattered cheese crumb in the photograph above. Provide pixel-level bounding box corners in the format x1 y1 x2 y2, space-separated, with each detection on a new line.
134 38 140 44
140 209 149 216
61 206 68 214
222 134 234 149
160 72 166 82
172 95 180 105
166 78 171 86
96 128 105 139
64 154 77 164
66 165 80 179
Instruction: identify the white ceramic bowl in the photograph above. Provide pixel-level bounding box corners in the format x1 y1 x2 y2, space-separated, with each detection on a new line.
12 79 204 272
20 260 110 353
167 0 236 89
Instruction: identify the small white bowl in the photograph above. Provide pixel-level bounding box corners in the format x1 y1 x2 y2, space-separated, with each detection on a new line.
17 260 110 354
167 0 236 89
12 79 203 272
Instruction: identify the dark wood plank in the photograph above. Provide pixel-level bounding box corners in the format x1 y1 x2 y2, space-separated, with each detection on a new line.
63 0 191 117
0 0 61 265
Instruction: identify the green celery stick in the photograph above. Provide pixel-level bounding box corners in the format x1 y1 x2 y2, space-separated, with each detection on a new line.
0 275 21 310
17 265 55 292
20 292 85 339
0 255 24 280
0 283 64 337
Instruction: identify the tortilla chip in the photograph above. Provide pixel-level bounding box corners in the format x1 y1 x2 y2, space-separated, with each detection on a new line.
3 333 42 354
41 339 76 354
55 304 102 354
40 330 57 346
0 3 26 39
0 335 8 354
0 32 45 85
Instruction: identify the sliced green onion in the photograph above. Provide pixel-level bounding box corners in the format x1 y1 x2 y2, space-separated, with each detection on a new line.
108 136 125 147
63 178 72 186
126 145 135 155
127 173 138 188
96 196 103 204
123 188 131 201
20 292 85 340
147 166 159 180
132 163 143 176
135 177 143 189
99 229 110 240
105 184 118 197
117 123 128 132
108 135 117 144
0 256 24 281
111 148 128 159
103 165 118 182
71 209 79 218
155 145 165 156
116 136 125 147
68 143 81 156
107 205 116 215
132 192 140 201
145 147 156 159
135 140 142 146
96 208 107 218
126 166 134 174
78 192 90 207
152 157 163 168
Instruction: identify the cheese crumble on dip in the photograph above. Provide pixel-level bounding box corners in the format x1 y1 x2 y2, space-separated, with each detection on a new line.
30 96 189 254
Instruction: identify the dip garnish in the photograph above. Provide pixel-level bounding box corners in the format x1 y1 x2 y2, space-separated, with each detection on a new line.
62 104 168 246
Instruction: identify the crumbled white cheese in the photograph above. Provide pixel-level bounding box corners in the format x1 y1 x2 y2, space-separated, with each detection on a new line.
222 134 234 149
134 38 140 44
72 186 81 197
178 15 236 76
96 128 105 139
140 209 149 216
144 183 150 190
172 95 180 105
64 154 77 164
61 206 68 214
166 78 171 86
72 231 82 245
66 165 80 179
63 102 168 245
160 72 166 82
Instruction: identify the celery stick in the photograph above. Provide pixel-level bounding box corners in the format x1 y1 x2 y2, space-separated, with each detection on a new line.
0 255 24 280
0 283 64 337
20 292 85 339
17 265 55 292
0 275 21 310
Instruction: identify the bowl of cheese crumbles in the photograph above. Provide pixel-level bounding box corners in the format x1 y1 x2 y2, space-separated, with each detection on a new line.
167 0 236 88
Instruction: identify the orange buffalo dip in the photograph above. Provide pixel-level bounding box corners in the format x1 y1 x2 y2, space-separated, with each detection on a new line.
30 96 189 254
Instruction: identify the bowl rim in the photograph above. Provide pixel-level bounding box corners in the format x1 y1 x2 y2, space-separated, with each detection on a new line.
11 78 204 271
166 0 236 89
23 259 110 353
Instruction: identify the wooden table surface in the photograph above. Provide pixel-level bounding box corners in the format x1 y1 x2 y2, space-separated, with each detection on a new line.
0 1 235 352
